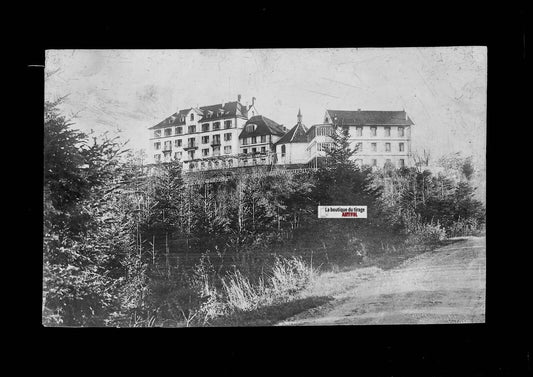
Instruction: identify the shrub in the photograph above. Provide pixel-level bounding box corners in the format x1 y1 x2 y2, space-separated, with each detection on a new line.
447 217 482 237
405 222 446 251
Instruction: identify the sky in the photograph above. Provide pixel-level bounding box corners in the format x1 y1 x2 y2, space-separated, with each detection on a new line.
45 47 486 172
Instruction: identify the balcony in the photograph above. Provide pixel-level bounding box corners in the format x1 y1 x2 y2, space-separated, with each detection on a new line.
211 140 221 147
184 144 198 151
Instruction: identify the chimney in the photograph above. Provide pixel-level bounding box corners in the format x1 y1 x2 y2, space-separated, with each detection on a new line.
250 97 256 109
237 94 242 103
405 111 408 120
357 108 361 111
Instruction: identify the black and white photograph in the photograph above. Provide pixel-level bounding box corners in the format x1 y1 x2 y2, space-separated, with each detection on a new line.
42 47 487 328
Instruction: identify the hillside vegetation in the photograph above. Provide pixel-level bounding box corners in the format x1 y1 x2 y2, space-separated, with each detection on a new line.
43 102 485 326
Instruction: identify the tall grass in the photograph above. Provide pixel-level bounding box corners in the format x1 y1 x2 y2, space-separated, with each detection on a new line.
187 255 315 325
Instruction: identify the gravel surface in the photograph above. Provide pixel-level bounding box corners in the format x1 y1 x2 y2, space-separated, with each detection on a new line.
278 237 486 325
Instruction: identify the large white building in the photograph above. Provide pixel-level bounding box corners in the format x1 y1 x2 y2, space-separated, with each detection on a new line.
149 102 414 172
148 95 258 171
304 109 414 168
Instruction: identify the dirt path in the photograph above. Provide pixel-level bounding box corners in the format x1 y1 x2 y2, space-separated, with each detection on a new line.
278 237 486 325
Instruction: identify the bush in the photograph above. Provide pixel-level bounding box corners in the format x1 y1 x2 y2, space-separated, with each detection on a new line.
447 217 483 237
405 222 446 251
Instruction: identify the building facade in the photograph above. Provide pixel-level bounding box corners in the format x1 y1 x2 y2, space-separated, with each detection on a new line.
238 115 286 167
148 95 258 171
305 110 414 168
148 102 414 173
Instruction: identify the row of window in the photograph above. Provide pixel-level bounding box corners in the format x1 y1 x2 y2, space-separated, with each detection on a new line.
355 142 406 152
354 126 405 137
312 142 406 153
355 158 406 168
154 133 233 150
242 146 267 155
154 120 233 138
242 135 268 145
202 146 232 156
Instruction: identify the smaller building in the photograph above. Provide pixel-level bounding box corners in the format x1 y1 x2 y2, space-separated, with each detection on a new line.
275 109 309 166
238 115 286 167
306 109 414 169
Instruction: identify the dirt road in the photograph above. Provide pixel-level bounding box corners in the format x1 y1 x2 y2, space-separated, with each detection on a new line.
278 237 486 325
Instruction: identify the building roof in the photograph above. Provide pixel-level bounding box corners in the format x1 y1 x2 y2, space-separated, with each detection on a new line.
326 110 414 126
198 101 248 122
275 122 308 144
238 115 286 139
149 101 248 130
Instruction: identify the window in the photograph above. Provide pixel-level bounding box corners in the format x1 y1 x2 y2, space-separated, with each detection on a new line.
252 136 257 144
154 154 161 162
398 127 404 137
154 130 161 138
201 162 205 169
224 146 232 154
175 127 182 135
325 117 329 123
384 127 391 137
213 122 221 130
202 124 210 132
190 113 194 121
208 161 213 169
202 136 209 144
154 142 161 150
385 143 391 152
252 147 257 154
399 159 405 168
242 138 248 145
202 148 209 157
224 133 232 141
399 142 405 152
371 143 377 152
213 146 221 156
174 139 182 147
189 162 195 170
260 135 266 143
228 159 233 167
371 159 377 166
212 135 221 145
164 128 172 137
356 126 363 136
224 120 232 129
175 151 182 159
188 125 196 134
371 127 377 136
261 146 266 153
246 124 256 132
214 161 219 168
188 150 195 159
188 138 196 148
243 148 248 154
356 142 363 151
164 141 172 150
281 145 286 157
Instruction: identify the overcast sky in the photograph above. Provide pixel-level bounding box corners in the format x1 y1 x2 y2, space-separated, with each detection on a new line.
45 47 486 170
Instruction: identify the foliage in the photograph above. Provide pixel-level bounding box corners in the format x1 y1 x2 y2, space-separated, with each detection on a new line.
43 100 144 326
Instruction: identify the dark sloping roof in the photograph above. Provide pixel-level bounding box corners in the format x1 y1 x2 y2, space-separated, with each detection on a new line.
276 122 308 144
326 110 414 126
199 101 248 122
149 101 248 130
239 115 286 138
